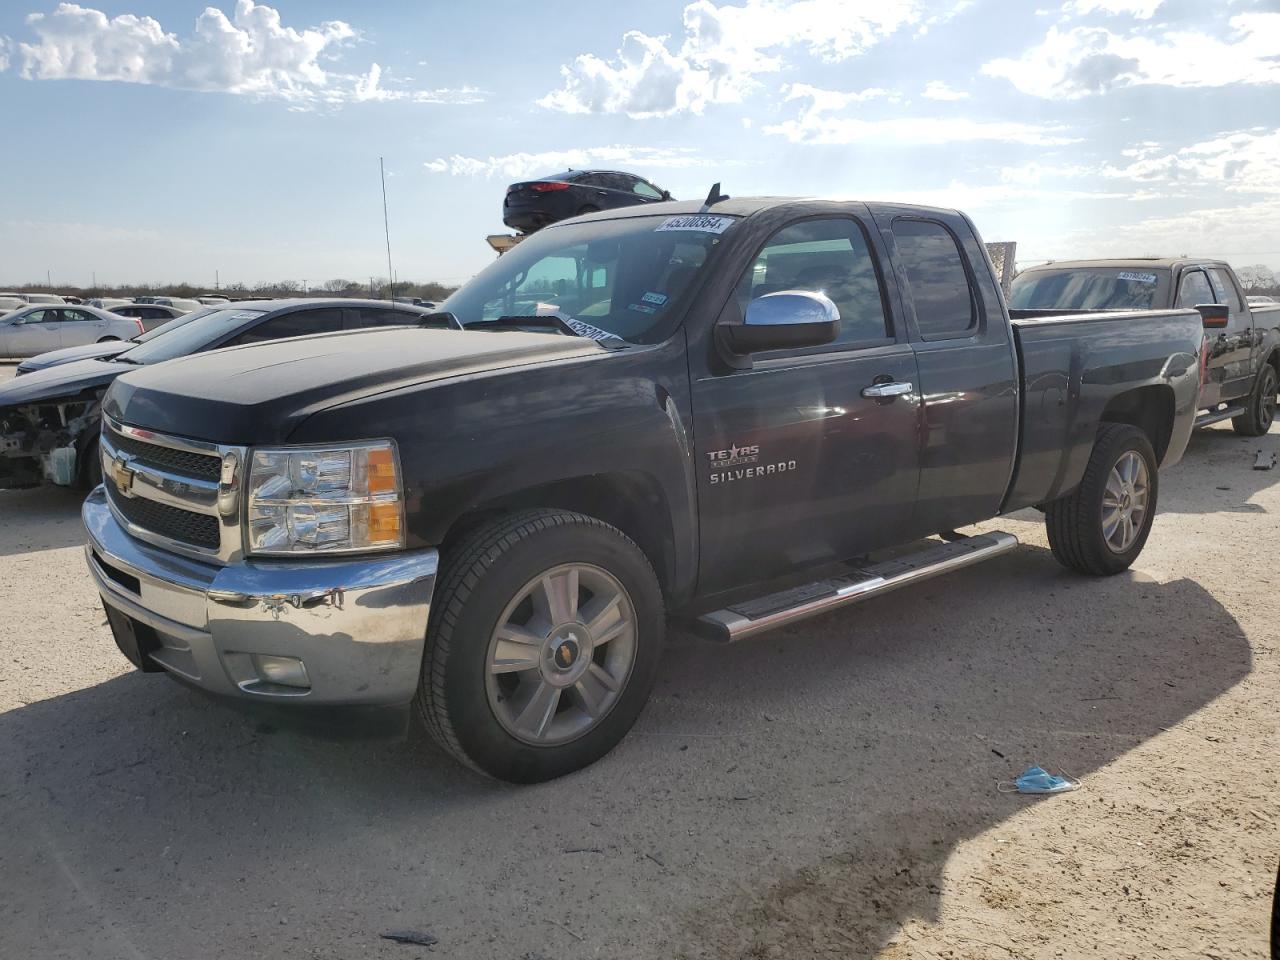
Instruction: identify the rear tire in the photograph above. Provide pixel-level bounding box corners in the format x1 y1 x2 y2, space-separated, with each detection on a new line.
1231 363 1277 436
1045 424 1158 576
417 509 664 783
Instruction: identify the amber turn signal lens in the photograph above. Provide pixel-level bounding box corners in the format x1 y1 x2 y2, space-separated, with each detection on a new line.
367 502 402 542
366 447 398 494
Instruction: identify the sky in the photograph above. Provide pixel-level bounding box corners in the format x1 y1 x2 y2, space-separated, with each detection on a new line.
0 0 1277 289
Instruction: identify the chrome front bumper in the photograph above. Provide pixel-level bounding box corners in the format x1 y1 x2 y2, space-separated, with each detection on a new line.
83 487 438 706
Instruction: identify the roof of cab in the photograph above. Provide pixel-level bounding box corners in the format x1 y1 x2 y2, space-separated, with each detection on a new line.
555 196 963 225
1020 257 1228 273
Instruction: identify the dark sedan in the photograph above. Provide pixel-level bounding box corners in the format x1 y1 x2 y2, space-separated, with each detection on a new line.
0 298 441 489
502 169 672 233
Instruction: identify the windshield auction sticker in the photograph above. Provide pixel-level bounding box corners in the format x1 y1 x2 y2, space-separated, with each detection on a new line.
1117 272 1158 284
655 214 735 234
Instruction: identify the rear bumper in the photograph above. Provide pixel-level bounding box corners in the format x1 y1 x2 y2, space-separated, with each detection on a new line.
83 487 438 706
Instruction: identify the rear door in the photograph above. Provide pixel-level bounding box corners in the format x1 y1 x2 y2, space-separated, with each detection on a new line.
886 215 1019 535
690 212 923 595
1206 266 1256 401
6 309 63 356
58 308 107 346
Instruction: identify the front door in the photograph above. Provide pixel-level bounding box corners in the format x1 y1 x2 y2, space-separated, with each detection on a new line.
691 214 922 596
1178 266 1239 407
1206 267 1256 402
6 309 63 357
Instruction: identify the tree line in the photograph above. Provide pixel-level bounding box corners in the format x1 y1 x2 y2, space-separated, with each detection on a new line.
0 279 460 301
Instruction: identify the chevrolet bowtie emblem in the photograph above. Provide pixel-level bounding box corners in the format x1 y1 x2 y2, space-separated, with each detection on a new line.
111 454 137 498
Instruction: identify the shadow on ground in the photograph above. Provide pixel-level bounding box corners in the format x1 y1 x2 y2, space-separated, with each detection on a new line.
0 541 1253 960
1160 425 1279 516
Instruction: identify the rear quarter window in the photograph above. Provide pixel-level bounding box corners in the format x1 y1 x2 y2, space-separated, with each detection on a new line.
891 219 976 340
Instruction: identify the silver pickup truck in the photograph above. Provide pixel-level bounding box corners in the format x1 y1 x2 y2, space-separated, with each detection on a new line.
1012 258 1280 435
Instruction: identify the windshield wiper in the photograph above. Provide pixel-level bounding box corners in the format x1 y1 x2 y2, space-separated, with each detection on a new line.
480 315 582 336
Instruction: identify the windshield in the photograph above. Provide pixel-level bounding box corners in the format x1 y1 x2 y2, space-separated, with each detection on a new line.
1009 268 1170 311
443 214 737 343
119 307 266 363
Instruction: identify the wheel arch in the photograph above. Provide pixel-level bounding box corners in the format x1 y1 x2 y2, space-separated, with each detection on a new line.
438 471 685 602
1098 384 1176 464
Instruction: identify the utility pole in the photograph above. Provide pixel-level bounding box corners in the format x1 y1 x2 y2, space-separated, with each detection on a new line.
92 271 96 292
380 157 395 302
215 269 220 291
46 269 51 289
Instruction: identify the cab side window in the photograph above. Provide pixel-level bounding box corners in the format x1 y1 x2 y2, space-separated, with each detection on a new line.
1175 269 1214 308
733 217 890 347
1207 268 1243 318
891 219 976 340
232 308 344 344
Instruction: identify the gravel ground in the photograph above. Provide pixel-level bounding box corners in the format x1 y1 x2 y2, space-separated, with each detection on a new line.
0 360 1275 959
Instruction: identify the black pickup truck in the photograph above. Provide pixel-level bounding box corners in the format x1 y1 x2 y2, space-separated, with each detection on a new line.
83 197 1205 782
1011 258 1280 435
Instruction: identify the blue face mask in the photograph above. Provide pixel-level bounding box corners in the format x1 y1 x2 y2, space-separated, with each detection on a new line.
1000 766 1080 795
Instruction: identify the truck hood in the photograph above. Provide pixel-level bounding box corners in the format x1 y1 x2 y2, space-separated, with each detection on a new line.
104 327 607 444
0 356 129 406
17 340 134 372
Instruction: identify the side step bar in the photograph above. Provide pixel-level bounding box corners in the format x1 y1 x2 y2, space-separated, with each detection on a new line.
694 531 1019 643
1195 404 1245 428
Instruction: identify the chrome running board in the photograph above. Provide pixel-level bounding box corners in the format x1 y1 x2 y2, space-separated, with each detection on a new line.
1195 405 1246 428
694 531 1019 643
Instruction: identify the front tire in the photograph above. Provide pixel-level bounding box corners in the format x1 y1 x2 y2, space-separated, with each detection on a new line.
77 437 102 491
418 509 664 782
1231 364 1277 436
1045 424 1158 576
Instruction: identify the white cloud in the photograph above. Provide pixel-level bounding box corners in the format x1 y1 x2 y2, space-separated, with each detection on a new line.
1063 0 1164 18
423 145 708 180
921 79 969 100
983 13 1280 99
538 0 921 118
1102 127 1280 197
762 84 1078 145
15 2 478 106
854 181 1126 212
352 63 484 104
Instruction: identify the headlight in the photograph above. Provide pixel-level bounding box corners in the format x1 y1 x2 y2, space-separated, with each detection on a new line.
245 441 405 556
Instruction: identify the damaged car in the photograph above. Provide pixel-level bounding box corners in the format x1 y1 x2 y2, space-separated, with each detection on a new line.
0 298 443 489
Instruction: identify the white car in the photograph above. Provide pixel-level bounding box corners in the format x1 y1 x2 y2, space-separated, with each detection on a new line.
0 304 143 357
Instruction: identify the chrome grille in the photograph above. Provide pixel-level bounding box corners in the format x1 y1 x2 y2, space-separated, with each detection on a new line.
107 485 221 548
99 413 245 563
105 426 221 481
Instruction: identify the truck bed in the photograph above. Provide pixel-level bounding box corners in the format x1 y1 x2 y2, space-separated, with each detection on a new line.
1003 307 1204 512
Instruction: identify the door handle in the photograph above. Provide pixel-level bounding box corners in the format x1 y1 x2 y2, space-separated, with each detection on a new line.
862 381 913 399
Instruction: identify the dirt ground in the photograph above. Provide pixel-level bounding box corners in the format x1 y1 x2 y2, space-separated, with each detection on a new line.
0 360 1275 959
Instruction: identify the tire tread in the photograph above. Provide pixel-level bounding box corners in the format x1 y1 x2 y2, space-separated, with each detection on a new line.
417 509 656 777
1045 423 1155 576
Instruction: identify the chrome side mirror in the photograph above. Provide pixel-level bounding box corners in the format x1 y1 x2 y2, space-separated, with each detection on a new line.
721 290 841 354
